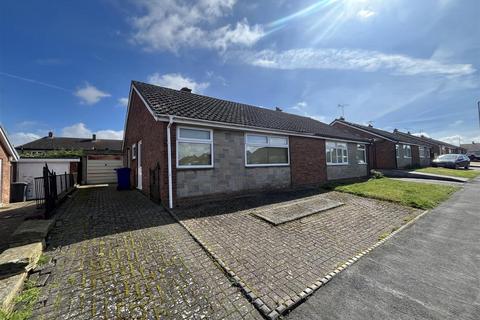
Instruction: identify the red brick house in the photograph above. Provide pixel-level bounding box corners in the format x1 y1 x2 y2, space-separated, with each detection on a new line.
330 119 432 169
123 81 370 208
0 126 19 206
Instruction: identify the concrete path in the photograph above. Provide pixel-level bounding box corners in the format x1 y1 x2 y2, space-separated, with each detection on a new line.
390 177 464 187
288 177 480 320
379 169 469 183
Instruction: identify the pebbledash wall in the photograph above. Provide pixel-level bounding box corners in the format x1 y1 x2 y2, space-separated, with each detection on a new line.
326 143 368 180
176 130 291 198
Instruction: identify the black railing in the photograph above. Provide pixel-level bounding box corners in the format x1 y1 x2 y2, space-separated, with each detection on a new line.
34 164 75 217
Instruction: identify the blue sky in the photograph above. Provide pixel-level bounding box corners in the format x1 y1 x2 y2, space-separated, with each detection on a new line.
1 0 479 146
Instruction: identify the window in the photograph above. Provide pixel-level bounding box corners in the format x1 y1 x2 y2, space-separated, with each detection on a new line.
420 147 428 158
403 145 412 158
245 134 289 166
132 143 137 160
396 144 399 158
356 144 367 164
177 127 213 168
326 141 348 165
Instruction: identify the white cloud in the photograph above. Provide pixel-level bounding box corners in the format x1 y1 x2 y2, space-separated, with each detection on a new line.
357 9 376 19
147 73 210 93
118 97 129 107
75 83 111 105
61 123 123 140
237 48 476 77
450 120 464 127
10 132 41 146
412 132 431 138
289 101 327 123
130 0 264 52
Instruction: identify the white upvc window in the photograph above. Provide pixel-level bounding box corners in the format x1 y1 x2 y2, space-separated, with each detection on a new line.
245 134 289 166
326 141 348 165
132 143 137 160
177 127 213 169
420 147 428 158
404 145 412 158
396 144 400 158
356 144 367 164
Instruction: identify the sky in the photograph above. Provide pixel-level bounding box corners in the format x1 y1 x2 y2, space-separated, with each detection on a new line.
1 0 479 147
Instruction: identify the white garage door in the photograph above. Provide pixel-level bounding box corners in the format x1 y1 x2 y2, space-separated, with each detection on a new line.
86 155 123 184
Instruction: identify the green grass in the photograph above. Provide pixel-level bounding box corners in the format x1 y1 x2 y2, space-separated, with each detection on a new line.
415 167 480 179
329 178 458 209
0 280 40 320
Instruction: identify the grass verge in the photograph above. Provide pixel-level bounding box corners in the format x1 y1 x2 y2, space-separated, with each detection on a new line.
327 178 458 209
415 167 480 179
0 280 40 320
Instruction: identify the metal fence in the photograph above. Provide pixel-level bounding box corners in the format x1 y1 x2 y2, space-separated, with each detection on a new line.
34 164 75 217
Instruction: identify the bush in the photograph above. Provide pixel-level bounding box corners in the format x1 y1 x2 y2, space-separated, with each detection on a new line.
370 169 384 179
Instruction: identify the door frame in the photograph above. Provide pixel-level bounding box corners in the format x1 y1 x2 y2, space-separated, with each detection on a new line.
137 140 142 190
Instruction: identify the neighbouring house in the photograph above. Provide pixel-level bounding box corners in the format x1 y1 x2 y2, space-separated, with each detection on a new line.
460 142 480 159
330 119 431 169
405 134 464 156
123 81 370 208
15 132 123 185
0 126 19 206
392 130 435 166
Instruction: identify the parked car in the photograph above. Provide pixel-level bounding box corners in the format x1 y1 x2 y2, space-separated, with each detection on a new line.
467 153 480 161
432 154 470 169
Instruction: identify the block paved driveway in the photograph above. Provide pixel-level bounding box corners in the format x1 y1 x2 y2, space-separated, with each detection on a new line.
174 190 421 316
288 178 480 320
31 186 262 320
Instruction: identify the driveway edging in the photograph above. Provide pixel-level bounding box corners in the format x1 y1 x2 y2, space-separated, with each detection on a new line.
166 205 430 320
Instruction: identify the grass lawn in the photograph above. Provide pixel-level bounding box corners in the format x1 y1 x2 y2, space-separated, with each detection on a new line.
415 167 480 179
328 178 458 210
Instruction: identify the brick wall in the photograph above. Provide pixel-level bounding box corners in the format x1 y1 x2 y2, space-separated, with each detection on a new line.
412 145 420 167
0 143 11 204
124 90 174 205
289 136 327 187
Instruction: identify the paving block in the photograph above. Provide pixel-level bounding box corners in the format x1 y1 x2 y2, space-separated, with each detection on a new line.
0 272 27 311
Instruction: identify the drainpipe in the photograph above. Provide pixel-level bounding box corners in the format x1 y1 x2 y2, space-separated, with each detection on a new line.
167 115 174 209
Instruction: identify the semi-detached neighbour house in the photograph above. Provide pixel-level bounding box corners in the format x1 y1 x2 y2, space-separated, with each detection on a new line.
330 119 432 169
123 81 370 208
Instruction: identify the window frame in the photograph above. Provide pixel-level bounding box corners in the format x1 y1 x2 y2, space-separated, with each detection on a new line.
420 146 428 158
132 143 137 160
356 144 367 165
244 133 290 167
326 141 349 166
403 145 412 158
176 126 214 169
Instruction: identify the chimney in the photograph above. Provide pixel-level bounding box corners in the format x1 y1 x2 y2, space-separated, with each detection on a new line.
407 131 411 135
92 134 97 141
339 116 345 121
368 124 373 128
48 131 53 138
393 128 398 133
275 107 283 112
180 87 192 93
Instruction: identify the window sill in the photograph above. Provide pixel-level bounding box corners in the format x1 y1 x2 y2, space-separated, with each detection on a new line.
177 166 214 170
245 164 290 168
327 163 349 166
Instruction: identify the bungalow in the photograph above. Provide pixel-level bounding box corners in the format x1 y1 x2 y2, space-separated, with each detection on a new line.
123 81 370 208
0 126 19 206
461 142 480 159
330 119 431 169
404 134 464 156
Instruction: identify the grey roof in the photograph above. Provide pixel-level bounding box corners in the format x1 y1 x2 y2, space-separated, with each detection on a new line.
405 134 460 149
132 81 369 142
461 143 480 152
16 136 122 153
392 131 436 147
332 119 413 143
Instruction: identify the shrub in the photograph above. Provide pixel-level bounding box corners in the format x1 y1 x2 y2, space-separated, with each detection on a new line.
370 169 384 179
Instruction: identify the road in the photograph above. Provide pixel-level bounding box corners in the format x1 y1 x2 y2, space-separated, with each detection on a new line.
288 177 480 320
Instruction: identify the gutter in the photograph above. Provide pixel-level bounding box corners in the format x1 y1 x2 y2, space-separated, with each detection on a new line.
167 115 174 209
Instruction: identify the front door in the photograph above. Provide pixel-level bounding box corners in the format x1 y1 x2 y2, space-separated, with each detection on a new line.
137 140 142 190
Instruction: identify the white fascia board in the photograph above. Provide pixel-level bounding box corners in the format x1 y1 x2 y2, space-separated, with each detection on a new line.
18 158 80 163
0 126 19 161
